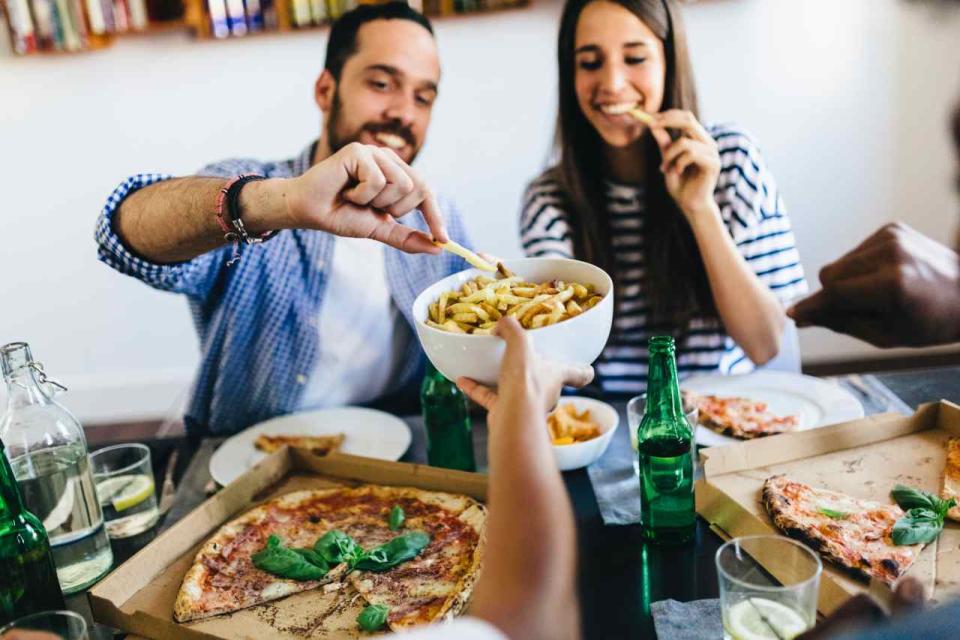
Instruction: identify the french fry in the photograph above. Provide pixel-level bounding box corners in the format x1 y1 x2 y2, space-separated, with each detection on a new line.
425 269 604 334
435 240 497 272
547 404 602 445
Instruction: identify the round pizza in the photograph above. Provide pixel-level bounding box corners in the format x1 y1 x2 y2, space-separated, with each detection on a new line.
174 485 486 632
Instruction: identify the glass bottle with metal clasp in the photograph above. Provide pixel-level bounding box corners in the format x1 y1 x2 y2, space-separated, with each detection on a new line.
637 336 695 544
0 342 113 594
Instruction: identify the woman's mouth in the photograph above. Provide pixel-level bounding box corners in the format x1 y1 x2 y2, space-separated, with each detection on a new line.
597 101 639 115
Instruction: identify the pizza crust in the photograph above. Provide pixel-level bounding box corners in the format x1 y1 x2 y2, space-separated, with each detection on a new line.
942 438 960 523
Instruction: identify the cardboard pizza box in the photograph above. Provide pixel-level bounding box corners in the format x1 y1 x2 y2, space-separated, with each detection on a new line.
696 400 960 616
88 448 487 639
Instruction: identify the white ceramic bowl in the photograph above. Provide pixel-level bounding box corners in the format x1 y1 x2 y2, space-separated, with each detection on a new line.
412 258 614 386
550 397 619 471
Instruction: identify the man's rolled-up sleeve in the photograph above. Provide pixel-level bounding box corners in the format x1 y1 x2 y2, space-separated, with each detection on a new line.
95 173 228 299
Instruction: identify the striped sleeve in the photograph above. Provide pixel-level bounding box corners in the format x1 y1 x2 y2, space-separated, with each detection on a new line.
518 172 575 258
711 124 808 303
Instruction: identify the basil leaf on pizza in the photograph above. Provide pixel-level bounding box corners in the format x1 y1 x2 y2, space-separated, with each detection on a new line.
892 508 944 546
389 505 405 531
357 604 390 631
315 530 365 567
355 531 431 572
252 535 330 581
817 507 849 519
891 485 940 511
293 547 330 571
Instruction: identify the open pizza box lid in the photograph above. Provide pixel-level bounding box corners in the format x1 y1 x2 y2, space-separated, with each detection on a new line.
696 399 960 616
88 448 487 640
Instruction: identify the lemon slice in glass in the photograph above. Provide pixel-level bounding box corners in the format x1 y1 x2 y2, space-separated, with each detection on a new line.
97 474 155 512
725 597 809 640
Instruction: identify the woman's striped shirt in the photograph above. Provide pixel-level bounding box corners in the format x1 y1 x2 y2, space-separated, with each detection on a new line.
520 124 808 395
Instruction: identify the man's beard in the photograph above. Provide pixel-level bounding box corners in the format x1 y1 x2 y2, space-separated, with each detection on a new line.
327 89 420 163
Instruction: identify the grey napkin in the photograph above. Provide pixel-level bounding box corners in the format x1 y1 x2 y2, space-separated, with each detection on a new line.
829 374 914 416
651 598 723 640
585 407 643 525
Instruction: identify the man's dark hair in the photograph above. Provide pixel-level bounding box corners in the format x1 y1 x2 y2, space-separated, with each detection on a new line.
324 2 434 80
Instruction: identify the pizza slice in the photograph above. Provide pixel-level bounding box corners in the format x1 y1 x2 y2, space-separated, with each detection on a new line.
762 476 923 585
254 433 345 456
686 391 798 439
942 437 960 523
347 489 486 630
173 490 348 622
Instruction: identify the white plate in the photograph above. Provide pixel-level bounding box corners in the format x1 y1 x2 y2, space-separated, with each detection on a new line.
209 407 412 486
681 371 864 448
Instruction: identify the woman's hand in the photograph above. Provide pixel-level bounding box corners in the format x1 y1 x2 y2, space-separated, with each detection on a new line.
456 317 594 429
649 110 721 220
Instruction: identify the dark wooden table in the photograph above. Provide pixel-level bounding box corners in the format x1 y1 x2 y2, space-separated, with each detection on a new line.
69 366 960 639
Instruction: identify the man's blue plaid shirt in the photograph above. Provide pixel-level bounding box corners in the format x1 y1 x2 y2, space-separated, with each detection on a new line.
95 143 471 435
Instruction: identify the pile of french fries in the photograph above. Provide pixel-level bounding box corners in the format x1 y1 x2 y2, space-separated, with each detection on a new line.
426 263 604 335
548 404 601 445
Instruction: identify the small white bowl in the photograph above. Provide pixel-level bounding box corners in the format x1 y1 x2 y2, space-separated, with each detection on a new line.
412 257 614 386
550 397 620 471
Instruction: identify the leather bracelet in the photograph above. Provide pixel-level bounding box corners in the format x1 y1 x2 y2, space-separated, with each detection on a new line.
215 176 244 266
224 175 276 246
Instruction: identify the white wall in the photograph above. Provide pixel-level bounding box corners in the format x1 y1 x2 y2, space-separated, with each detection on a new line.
1 0 959 423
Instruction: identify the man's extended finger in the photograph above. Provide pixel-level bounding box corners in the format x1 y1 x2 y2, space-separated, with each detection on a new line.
456 377 497 410
787 289 830 326
419 191 450 244
368 218 440 254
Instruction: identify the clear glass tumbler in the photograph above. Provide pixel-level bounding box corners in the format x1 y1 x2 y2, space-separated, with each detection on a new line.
716 535 822 640
90 443 159 539
0 610 89 639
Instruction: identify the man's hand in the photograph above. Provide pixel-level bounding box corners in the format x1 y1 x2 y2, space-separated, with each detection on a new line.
456 317 594 427
788 223 960 347
798 576 925 639
285 142 449 253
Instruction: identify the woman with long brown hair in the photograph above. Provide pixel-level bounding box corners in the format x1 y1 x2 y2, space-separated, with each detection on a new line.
521 0 807 394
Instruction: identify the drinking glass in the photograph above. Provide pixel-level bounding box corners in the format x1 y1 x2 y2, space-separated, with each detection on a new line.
716 536 822 640
0 610 89 639
90 443 159 539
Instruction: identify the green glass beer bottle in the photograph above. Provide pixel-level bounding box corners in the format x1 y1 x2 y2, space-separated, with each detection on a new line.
637 336 695 544
420 362 476 472
0 438 65 626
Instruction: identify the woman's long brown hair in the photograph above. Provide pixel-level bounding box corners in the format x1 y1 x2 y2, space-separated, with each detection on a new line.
554 0 715 330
